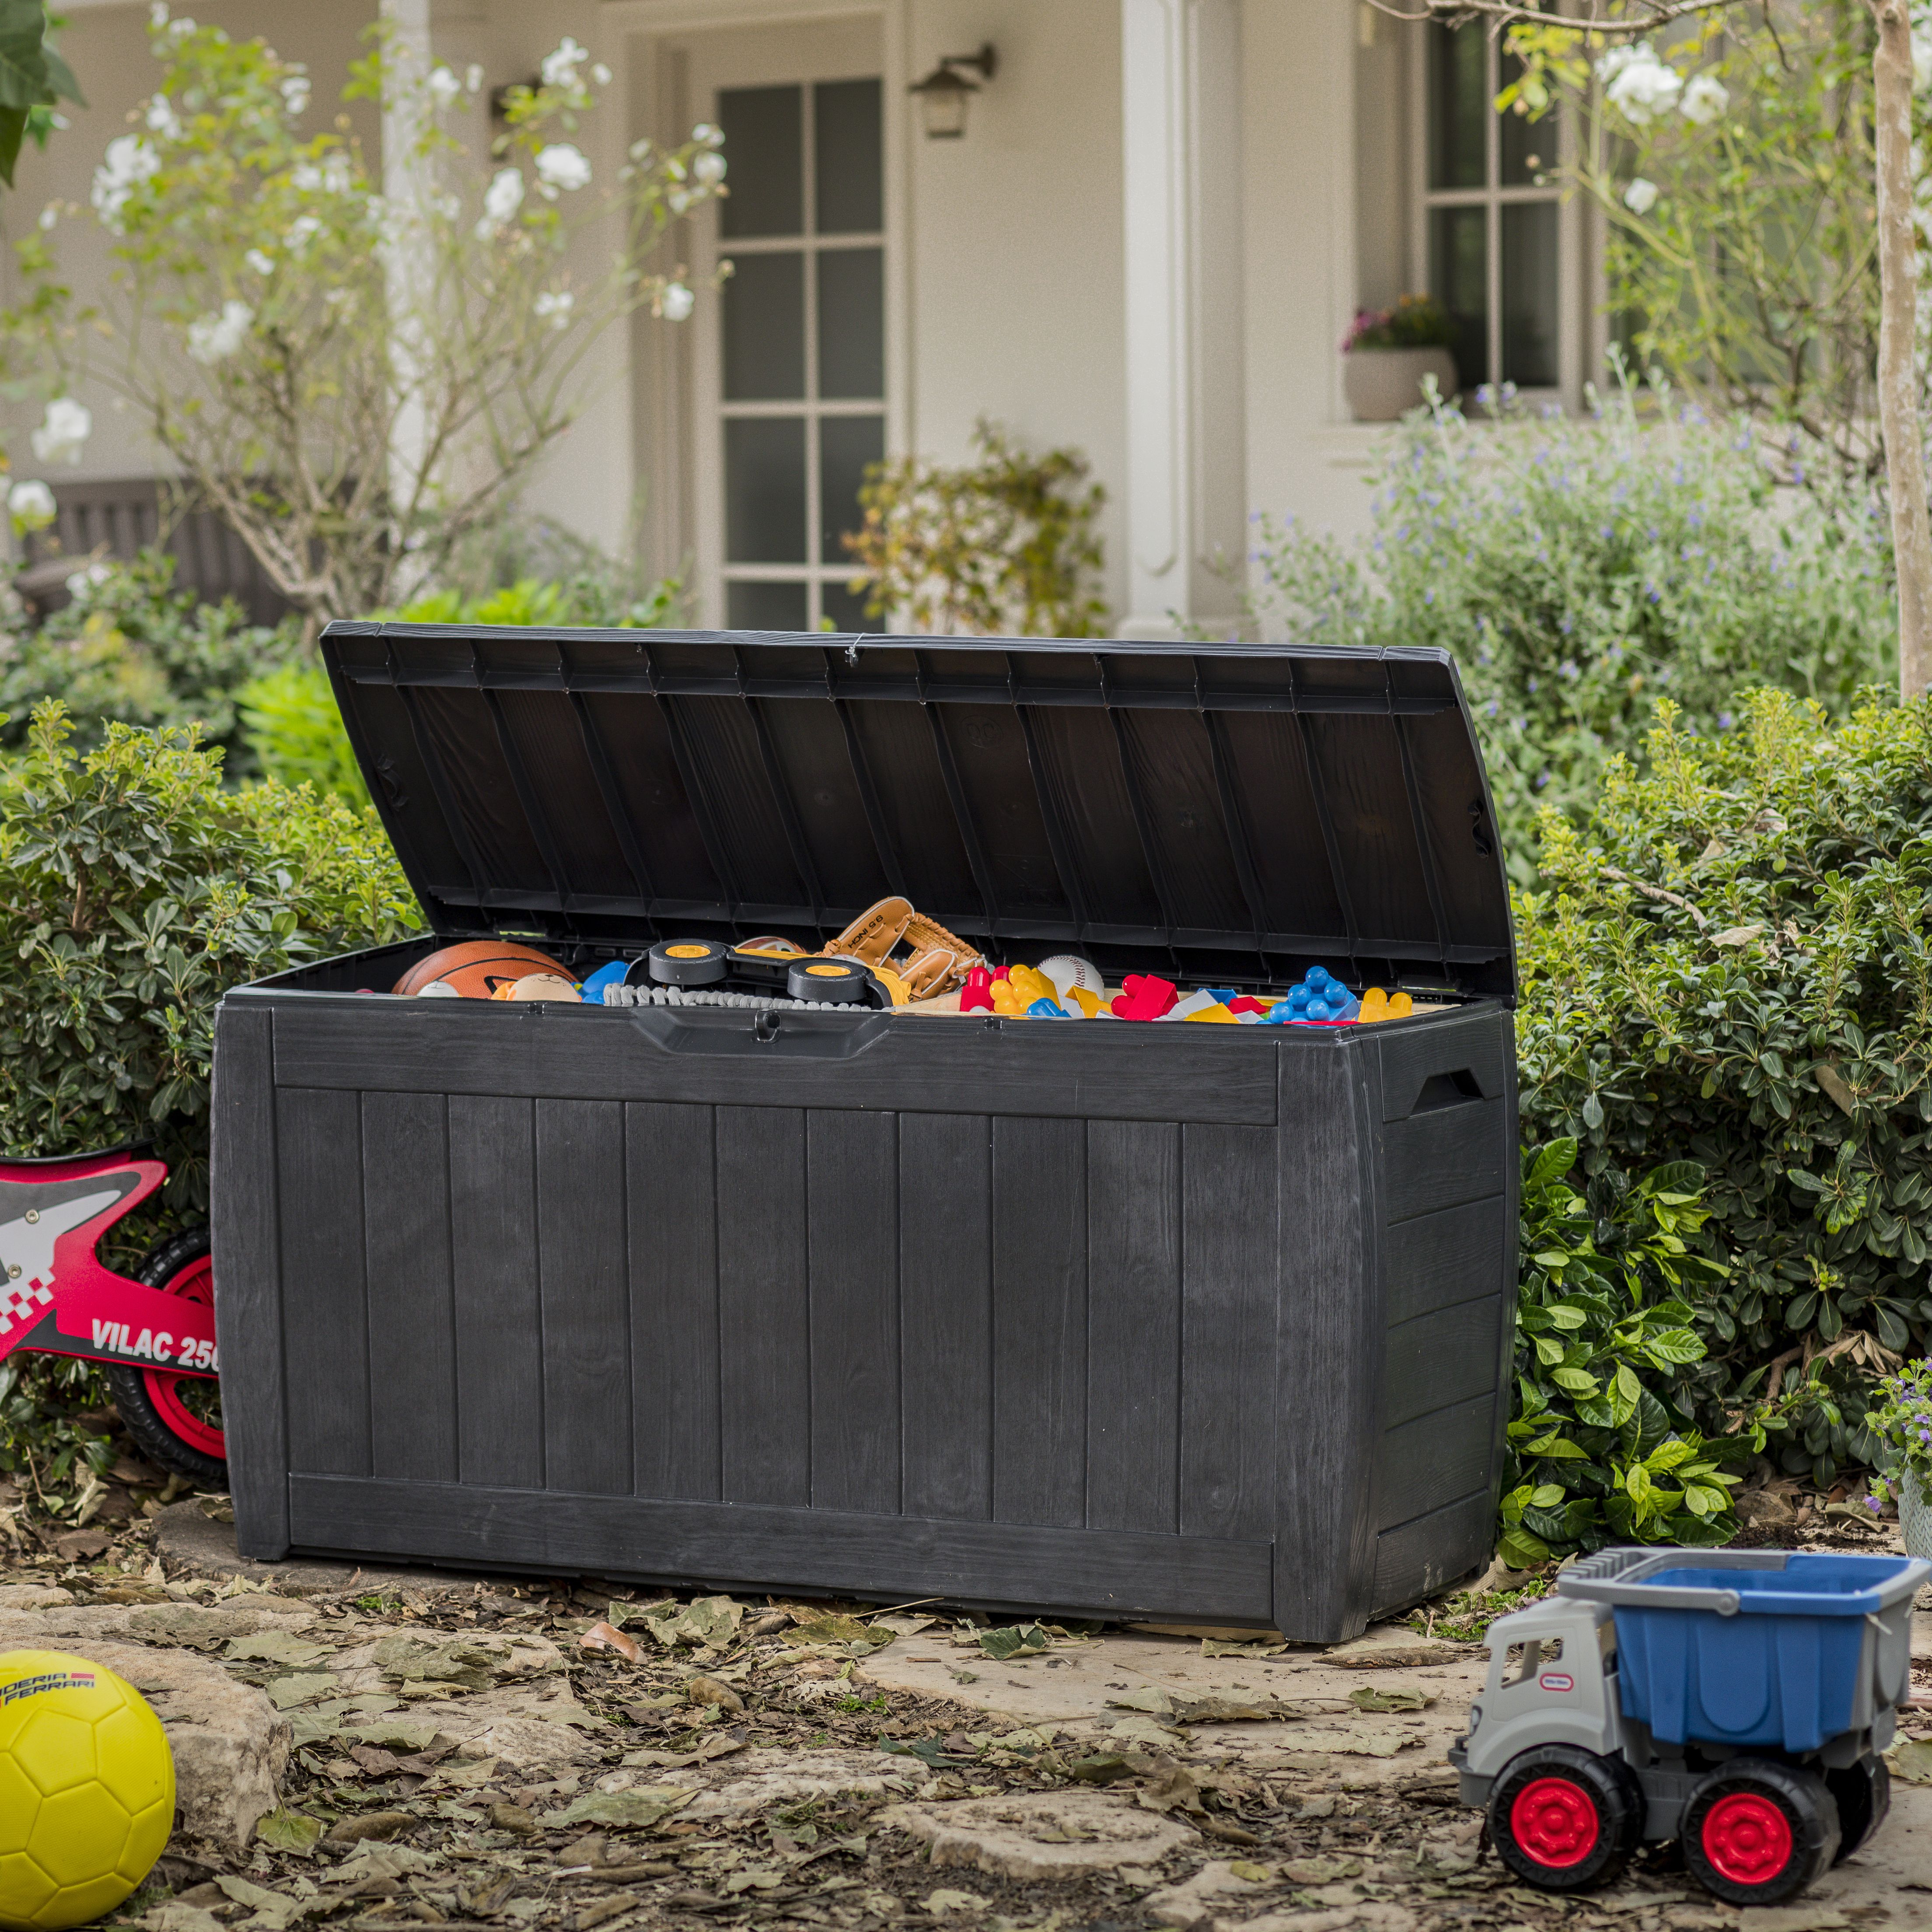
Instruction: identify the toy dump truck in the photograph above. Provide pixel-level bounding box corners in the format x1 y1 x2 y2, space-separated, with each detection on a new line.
1448 1547 1929 1906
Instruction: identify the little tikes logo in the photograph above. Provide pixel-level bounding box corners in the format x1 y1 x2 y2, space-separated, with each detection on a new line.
1539 1672 1575 1693
1 1670 97 1707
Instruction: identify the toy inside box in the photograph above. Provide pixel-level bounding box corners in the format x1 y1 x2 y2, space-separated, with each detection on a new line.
213 626 1519 1641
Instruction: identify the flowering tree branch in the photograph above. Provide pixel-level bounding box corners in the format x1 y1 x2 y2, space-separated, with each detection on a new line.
3 14 725 629
1369 0 1932 699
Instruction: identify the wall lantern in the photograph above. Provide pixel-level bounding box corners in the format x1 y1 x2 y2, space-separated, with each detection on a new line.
909 43 997 140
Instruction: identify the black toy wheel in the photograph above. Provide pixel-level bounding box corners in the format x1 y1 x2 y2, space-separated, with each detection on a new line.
106 1227 226 1487
1488 1745 1645 1892
1825 1756 1890 1864
1682 1758 1840 1906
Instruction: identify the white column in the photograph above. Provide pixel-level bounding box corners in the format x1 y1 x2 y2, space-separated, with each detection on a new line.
1120 0 1245 640
381 0 433 563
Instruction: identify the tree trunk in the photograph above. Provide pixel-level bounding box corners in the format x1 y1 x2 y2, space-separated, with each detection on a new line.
1870 0 1932 697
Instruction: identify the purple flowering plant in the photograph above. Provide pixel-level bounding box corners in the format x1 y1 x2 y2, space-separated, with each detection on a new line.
1866 1362 1932 1512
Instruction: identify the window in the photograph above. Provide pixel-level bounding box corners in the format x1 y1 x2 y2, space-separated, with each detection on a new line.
715 78 884 632
1423 26 1563 394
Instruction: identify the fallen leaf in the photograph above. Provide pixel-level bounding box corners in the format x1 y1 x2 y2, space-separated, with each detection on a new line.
348 1743 402 1777
1137 1759 1205 1814
720 1864 786 1895
323 1809 413 1845
1348 1684 1436 1713
1228 1860 1271 1883
489 1802 542 1836
1171 1694 1284 1724
372 1632 496 1690
1067 1753 1136 1783
1202 1638 1288 1658
1106 1686 1174 1716
346 1720 446 1753
252 1806 324 1855
53 1528 112 1560
213 1876 302 1932
639 1594 746 1649
136 1907 223 1932
925 1890 989 1916
580 1620 645 1663
1712 924 1765 947
978 1623 1051 1661
548 1787 692 1831
1815 1062 1859 1116
1283 1855 1363 1883
224 1631 334 1669
1324 1641 1465 1669
333 1846 441 1884
266 1672 340 1711
788 1613 874 1645
1319 1727 1423 1758
1113 1713 1186 1749
686 1673 746 1713
1890 1738 1932 1786
872 1614 936 1637
1195 1815 1262 1846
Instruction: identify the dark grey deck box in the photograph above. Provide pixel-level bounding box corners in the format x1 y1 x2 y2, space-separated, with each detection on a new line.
211 626 1518 1642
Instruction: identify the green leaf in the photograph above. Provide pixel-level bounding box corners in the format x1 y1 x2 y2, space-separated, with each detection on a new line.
1498 1526 1551 1569
1528 1139 1579 1189
1640 1327 1706 1366
1523 1431 1591 1460
1545 1302 1590 1329
978 1624 1052 1661
254 1806 324 1855
0 0 51 112
1551 1366 1600 1395
1529 1483 1567 1508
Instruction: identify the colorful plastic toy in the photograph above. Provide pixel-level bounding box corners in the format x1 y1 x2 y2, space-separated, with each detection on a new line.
1358 987 1414 1024
579 961 629 1006
1026 997 1071 1019
959 965 995 1013
1451 1547 1928 1908
1112 973 1179 1021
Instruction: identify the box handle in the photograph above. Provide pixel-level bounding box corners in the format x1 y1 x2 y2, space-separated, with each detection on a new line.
624 1007 893 1061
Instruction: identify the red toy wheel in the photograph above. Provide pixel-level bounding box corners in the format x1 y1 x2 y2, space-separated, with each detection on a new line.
1489 1745 1643 1894
106 1228 226 1485
1510 1776 1601 1869
1683 1760 1838 1908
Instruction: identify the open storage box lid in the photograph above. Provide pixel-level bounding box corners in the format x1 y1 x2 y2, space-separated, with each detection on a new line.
321 626 1516 999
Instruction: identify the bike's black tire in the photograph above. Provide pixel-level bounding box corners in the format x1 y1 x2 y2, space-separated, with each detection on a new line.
105 1227 227 1487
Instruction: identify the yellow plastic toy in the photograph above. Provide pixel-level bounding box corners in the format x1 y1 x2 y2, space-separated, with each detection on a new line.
0 1650 174 1932
1357 988 1414 1024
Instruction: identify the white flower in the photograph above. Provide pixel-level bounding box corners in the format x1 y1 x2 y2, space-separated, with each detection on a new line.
91 134 159 231
186 298 254 364
629 137 653 162
36 202 55 232
465 63 485 94
291 152 352 196
281 73 310 116
694 151 727 185
66 561 111 600
31 398 91 466
1597 44 1682 124
323 286 355 314
167 16 196 40
245 247 276 275
148 0 168 24
692 121 721 146
535 143 590 194
8 479 56 531
145 93 181 139
483 165 524 225
286 213 322 252
591 63 611 86
660 281 694 322
427 65 461 108
541 37 588 88
533 288 574 329
1622 177 1659 216
1678 73 1729 124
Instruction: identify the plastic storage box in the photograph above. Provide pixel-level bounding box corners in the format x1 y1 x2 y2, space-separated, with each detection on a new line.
1559 1548 1928 1753
210 626 1520 1641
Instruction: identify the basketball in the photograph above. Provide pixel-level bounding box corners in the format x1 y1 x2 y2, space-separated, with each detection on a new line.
391 942 568 999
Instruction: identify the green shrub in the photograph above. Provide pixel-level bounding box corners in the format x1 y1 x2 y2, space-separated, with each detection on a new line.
0 550 300 775
844 419 1109 637
1516 688 1932 1491
1240 375 1896 881
237 662 368 805
1503 1139 1747 1566
0 701 421 1211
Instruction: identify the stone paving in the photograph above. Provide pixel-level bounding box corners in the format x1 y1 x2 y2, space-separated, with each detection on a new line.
1 1499 1929 1931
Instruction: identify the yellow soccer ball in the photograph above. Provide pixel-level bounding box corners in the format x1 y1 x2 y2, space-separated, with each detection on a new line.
0 1651 175 1932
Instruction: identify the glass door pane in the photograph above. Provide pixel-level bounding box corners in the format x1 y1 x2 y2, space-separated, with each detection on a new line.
723 253 805 400
718 86 802 237
818 248 884 398
725 417 807 562
821 415 884 563
1429 205 1486 392
815 78 881 232
1502 202 1558 387
1429 26 1486 190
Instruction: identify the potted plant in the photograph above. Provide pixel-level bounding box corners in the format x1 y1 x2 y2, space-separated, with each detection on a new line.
1341 295 1462 422
1866 1361 1932 1556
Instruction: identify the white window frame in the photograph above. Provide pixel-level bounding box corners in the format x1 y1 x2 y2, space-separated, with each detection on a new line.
1407 21 1588 407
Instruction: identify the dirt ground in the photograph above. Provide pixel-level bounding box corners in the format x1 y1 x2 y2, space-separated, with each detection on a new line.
3 1483 1932 1932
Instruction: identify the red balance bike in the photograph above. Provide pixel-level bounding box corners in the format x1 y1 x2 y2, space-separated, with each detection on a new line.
0 1144 223 1483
